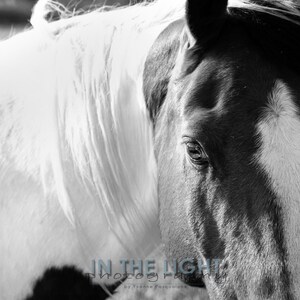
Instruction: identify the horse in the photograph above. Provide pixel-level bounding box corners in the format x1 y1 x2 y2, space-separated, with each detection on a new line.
1 0 300 299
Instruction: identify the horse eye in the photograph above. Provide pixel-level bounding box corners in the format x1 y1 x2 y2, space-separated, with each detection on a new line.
185 142 209 167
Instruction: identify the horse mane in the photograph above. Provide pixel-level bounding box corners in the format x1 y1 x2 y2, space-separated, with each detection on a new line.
1 0 299 243
0 0 186 255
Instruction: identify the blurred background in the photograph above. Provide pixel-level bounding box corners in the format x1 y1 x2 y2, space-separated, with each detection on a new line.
0 0 143 39
1 0 300 39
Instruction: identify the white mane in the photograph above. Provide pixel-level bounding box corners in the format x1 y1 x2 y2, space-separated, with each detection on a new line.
0 1 187 261
0 0 299 246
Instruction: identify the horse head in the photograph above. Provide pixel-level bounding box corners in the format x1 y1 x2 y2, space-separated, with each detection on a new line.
151 0 300 298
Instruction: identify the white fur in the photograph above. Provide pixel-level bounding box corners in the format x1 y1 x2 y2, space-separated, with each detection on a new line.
0 1 186 298
1 0 300 298
256 80 300 299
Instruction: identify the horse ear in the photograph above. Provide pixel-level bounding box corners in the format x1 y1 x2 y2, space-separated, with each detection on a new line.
186 0 228 45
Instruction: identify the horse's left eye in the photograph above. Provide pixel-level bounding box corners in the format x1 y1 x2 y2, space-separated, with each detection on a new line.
186 142 209 167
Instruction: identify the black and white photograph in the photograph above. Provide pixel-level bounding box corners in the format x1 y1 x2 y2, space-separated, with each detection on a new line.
1 0 300 299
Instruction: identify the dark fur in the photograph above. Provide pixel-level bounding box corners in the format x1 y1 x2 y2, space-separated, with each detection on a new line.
186 0 228 47
229 6 300 74
25 266 120 300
